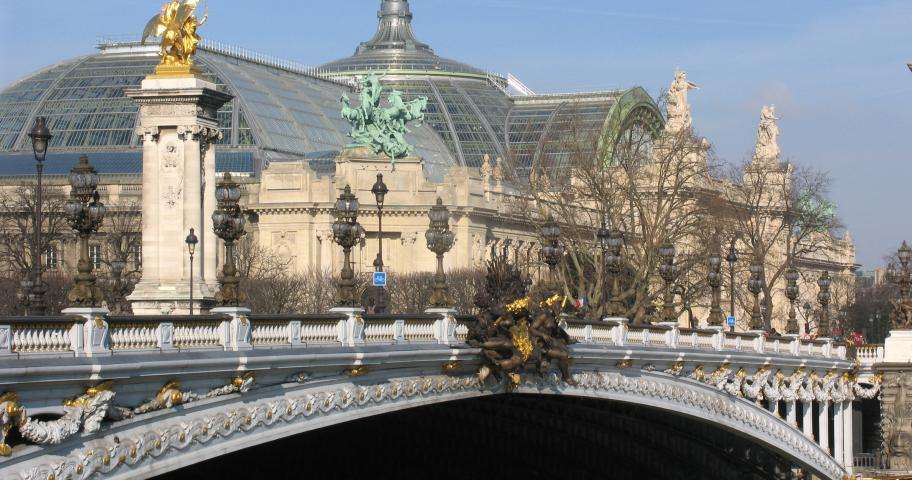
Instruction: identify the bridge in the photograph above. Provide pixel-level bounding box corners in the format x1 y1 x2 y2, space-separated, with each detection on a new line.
0 309 879 480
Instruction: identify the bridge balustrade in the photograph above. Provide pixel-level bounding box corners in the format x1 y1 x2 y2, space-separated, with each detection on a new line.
0 313 848 359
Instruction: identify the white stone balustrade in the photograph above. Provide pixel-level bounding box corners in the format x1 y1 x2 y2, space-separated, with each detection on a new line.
0 314 849 360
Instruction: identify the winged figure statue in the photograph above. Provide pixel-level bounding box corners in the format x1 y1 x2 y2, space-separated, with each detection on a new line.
141 0 208 69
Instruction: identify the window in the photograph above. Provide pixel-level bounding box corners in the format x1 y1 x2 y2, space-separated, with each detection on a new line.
90 245 102 270
44 246 59 270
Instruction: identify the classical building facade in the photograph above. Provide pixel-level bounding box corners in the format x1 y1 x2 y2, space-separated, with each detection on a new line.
0 1 856 328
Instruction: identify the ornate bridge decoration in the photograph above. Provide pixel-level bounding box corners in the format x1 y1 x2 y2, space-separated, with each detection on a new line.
0 308 880 480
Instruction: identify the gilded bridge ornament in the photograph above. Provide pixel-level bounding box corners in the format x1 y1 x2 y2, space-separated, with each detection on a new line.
467 251 576 388
341 74 428 160
141 0 208 75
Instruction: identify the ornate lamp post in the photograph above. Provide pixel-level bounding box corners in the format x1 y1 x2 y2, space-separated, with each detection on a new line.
817 271 832 337
63 155 105 308
212 173 247 307
707 246 724 327
331 185 363 307
747 257 765 331
185 229 198 314
370 173 389 313
23 117 52 315
726 237 738 325
803 301 813 335
785 264 800 334
658 243 678 323
540 215 563 282
425 198 455 308
606 227 625 317
596 222 610 314
893 241 911 300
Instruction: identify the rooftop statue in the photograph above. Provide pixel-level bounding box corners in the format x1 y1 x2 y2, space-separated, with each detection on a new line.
754 105 780 163
141 0 208 73
341 74 428 160
665 70 698 133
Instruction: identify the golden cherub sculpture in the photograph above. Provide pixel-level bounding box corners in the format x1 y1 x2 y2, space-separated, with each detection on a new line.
141 0 207 76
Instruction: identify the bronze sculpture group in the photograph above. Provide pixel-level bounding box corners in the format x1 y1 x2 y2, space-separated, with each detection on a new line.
341 74 428 160
468 251 576 388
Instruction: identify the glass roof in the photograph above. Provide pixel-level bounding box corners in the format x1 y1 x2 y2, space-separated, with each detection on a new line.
0 45 459 182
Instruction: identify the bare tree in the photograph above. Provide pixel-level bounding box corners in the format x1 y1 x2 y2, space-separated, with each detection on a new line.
722 160 843 329
510 104 720 323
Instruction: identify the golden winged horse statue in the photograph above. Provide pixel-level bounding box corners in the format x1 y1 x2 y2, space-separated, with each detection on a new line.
141 0 208 74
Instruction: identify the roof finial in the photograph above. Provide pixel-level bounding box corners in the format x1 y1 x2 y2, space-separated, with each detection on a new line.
356 0 432 54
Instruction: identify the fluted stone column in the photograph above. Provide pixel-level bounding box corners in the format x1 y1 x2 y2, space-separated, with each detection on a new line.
802 401 814 438
833 401 844 464
125 76 231 315
843 401 854 471
818 400 830 454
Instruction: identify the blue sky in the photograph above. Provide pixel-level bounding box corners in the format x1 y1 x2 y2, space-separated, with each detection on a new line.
1 0 910 268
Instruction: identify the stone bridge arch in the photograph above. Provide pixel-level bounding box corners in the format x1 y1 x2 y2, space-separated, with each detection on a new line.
6 368 843 480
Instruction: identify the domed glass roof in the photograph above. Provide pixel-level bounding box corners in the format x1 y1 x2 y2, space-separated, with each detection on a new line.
0 42 458 181
319 0 487 78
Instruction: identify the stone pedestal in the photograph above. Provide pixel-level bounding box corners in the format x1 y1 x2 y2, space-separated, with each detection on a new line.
125 75 232 315
884 329 912 363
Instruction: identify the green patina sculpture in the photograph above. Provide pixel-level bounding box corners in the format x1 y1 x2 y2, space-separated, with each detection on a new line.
341 74 428 160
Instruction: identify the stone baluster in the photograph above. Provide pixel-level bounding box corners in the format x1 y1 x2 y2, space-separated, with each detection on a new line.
802 401 814 439
819 400 830 454
708 326 725 351
288 320 302 346
62 307 112 357
833 401 844 464
657 322 679 348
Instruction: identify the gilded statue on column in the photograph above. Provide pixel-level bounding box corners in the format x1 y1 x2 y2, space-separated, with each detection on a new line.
141 0 208 76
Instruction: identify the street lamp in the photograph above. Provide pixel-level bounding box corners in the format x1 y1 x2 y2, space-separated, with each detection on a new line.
658 242 678 323
785 264 800 334
185 228 198 314
747 256 765 331
212 172 247 307
23 117 52 315
606 226 625 317
707 245 724 327
425 197 455 308
540 215 563 282
331 185 364 307
370 173 389 313
817 271 832 337
64 155 105 308
725 237 739 327
597 221 610 315
893 241 911 300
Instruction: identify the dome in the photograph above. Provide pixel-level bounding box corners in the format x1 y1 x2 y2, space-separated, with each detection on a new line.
0 41 458 182
320 1 665 173
319 0 486 78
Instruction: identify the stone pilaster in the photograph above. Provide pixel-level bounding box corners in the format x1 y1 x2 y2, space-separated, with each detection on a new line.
125 76 232 315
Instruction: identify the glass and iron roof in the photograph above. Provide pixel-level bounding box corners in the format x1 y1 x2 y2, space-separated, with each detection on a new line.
0 0 663 181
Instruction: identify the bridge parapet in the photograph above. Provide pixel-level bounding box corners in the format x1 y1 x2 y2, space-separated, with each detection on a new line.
0 313 848 360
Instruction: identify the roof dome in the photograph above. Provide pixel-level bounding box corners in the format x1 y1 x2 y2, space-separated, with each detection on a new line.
319 0 487 78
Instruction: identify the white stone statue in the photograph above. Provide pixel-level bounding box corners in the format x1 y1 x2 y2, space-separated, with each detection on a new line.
665 70 698 133
480 154 492 182
753 105 780 163
492 157 504 185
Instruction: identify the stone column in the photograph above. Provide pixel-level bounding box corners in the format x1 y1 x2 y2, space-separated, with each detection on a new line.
833 401 844 464
785 400 797 427
126 75 232 315
843 401 854 472
802 401 814 438
818 400 830 454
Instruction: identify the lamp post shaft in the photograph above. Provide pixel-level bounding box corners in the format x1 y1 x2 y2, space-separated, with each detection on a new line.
189 252 194 315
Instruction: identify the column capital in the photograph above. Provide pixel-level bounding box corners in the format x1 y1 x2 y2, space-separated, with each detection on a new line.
135 126 160 143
